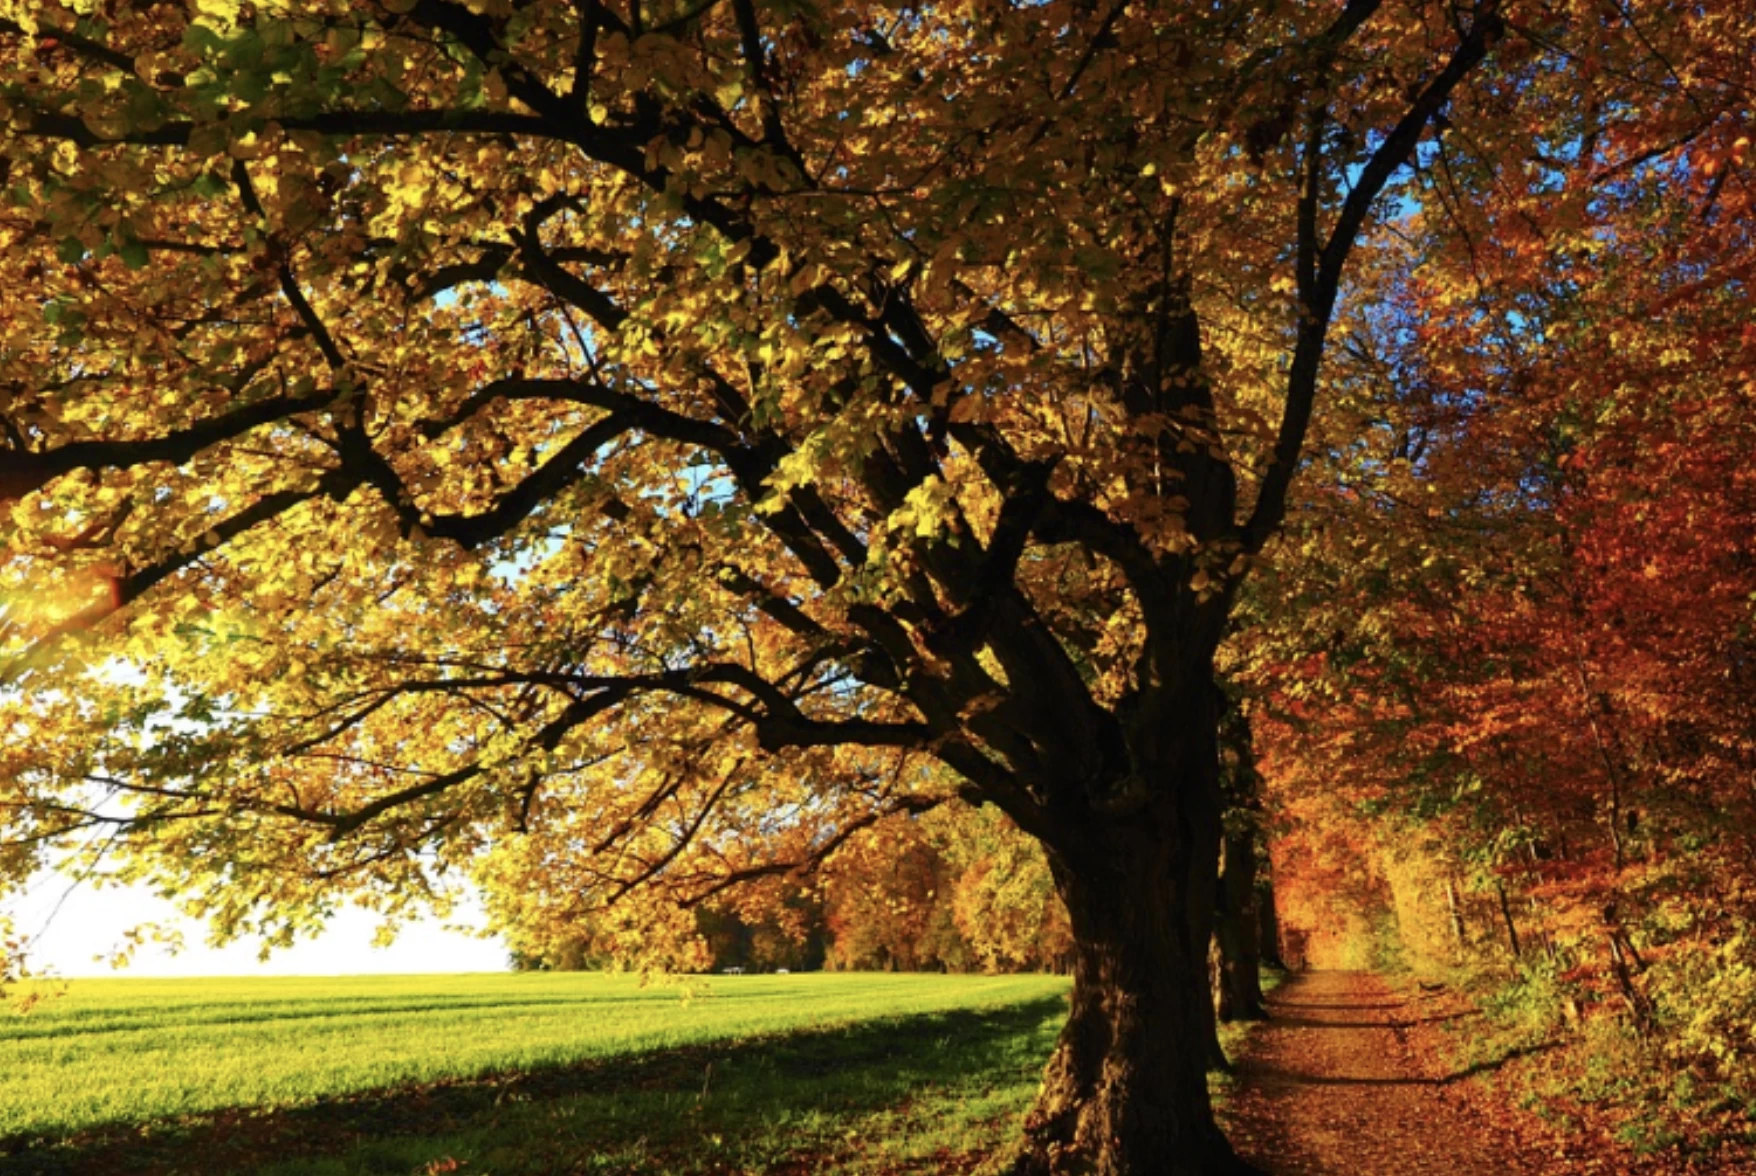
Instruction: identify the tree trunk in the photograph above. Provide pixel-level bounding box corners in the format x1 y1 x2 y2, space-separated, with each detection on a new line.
1496 881 1523 961
1187 686 1236 1072
1256 875 1285 969
1444 876 1468 951
1008 810 1261 1176
1185 798 1232 1072
1214 824 1267 1021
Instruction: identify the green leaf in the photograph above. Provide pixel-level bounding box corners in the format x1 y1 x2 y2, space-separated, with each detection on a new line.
57 236 87 264
119 240 151 270
192 171 229 198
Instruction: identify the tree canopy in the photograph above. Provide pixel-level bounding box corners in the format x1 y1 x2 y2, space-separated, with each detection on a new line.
1231 74 1756 1141
1 0 1747 1171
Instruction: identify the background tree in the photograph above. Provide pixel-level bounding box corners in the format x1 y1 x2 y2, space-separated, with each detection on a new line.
499 797 1073 973
1228 30 1756 1142
0 0 1733 1170
1213 694 1267 1021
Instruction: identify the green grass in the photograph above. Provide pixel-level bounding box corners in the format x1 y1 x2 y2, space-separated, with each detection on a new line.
1 972 1070 1175
247 997 1067 1176
1 969 1286 1176
1209 967 1285 1103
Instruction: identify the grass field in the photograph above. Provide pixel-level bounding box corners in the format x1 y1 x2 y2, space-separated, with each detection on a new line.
1 972 1072 1175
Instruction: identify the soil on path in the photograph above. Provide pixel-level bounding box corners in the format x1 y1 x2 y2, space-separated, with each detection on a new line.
1221 970 1561 1176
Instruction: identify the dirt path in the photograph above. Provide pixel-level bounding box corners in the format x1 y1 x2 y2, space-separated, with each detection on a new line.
1221 970 1556 1176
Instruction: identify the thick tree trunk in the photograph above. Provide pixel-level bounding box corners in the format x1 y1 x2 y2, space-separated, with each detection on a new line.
1008 810 1261 1176
1213 688 1269 1014
1214 825 1267 1021
1256 875 1285 969
1183 775 1232 1072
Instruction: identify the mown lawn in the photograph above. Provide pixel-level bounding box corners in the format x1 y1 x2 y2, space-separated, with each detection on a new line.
1 972 1070 1175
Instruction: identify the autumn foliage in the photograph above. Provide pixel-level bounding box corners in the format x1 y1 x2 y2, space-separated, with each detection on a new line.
501 803 1074 974
1238 70 1756 1154
2 0 1753 1170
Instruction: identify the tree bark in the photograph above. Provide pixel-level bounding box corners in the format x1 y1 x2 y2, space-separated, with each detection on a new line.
1183 750 1233 1072
1444 876 1468 951
1214 824 1268 1021
1496 880 1523 961
1257 875 1285 969
1008 804 1261 1175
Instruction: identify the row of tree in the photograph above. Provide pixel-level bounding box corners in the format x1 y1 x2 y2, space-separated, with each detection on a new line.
502 772 1292 1098
507 790 1288 1006
1233 98 1756 1144
503 804 1077 974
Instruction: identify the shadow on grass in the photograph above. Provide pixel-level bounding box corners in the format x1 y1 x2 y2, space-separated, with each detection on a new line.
2 996 1068 1176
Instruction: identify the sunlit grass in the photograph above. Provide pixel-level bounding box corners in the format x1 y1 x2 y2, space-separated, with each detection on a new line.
1 971 1066 1145
251 996 1070 1176
2 970 1296 1174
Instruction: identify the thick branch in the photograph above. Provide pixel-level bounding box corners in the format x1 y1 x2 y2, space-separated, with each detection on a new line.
0 387 337 505
336 407 631 550
1243 1 1502 552
18 108 553 149
0 469 355 686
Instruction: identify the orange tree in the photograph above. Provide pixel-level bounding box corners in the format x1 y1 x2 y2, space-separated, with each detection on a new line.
0 0 1731 1170
1239 46 1756 1093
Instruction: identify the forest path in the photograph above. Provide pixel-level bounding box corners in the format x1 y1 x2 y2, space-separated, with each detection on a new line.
1221 970 1559 1175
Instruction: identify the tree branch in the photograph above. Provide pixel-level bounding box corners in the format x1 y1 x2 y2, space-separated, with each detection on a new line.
0 388 339 506
1243 0 1502 553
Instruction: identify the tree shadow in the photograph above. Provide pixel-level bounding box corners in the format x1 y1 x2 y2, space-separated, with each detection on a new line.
1265 1009 1480 1031
1243 1039 1561 1090
1431 1038 1561 1084
1262 1013 1398 1029
1389 1008 1479 1030
1 996 1068 1176
1266 999 1409 1012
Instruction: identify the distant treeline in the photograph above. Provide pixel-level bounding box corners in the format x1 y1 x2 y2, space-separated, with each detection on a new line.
509 806 1074 974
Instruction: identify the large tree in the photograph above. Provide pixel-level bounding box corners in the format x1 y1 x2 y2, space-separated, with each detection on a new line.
0 0 1731 1170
